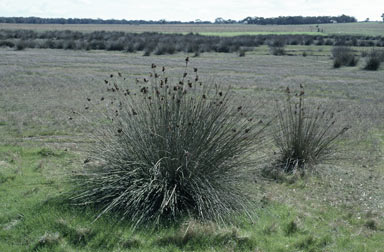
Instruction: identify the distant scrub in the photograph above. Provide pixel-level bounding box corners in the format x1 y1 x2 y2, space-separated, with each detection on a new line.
269 39 286 56
332 46 359 68
364 49 383 71
0 29 383 55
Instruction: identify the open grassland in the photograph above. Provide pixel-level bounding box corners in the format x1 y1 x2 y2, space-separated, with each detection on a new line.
1 47 384 251
0 22 383 36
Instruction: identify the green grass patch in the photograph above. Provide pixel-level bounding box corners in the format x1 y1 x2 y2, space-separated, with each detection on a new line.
1 145 384 251
196 31 326 37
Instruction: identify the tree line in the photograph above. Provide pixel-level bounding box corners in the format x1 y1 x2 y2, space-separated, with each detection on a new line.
0 15 358 25
239 15 357 25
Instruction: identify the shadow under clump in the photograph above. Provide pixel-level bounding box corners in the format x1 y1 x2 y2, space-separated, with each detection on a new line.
32 232 60 251
155 220 256 251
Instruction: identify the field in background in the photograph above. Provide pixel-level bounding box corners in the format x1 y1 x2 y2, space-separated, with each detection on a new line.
1 44 384 251
0 22 383 36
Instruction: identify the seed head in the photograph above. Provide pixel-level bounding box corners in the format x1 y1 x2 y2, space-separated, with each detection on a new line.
286 87 290 93
140 87 148 94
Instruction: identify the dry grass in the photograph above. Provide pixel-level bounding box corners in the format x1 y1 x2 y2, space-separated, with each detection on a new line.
1 47 384 211
1 46 384 251
0 22 383 36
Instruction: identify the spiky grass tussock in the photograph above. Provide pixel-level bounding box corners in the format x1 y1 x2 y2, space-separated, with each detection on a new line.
69 58 266 227
272 86 348 174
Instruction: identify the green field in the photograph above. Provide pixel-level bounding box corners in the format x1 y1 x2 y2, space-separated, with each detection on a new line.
0 22 383 36
1 37 384 251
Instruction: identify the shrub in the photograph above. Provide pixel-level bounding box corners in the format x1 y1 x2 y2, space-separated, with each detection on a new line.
0 40 15 48
332 46 358 68
63 39 76 50
15 40 26 50
272 86 348 173
364 49 383 71
269 39 286 56
106 41 125 51
154 43 176 55
70 58 265 226
142 48 152 56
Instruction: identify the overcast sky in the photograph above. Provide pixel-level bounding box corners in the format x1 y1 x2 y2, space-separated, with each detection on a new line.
0 0 382 22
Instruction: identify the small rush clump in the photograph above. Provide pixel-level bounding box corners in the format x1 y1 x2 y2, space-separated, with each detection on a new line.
69 58 266 227
272 85 348 174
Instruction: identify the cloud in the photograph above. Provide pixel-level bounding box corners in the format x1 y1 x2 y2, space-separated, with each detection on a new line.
0 0 382 21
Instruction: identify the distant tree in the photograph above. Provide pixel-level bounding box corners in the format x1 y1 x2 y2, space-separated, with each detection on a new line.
382 13 384 22
214 17 225 24
365 18 369 22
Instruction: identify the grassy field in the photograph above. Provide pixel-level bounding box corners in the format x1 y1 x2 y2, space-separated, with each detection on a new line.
0 22 383 36
1 45 384 251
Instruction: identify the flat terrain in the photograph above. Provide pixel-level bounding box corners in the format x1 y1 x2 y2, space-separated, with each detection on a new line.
1 46 384 251
0 22 383 36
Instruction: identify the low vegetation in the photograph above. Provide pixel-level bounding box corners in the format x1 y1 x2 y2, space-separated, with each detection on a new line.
332 46 359 68
0 29 383 56
269 39 286 55
364 48 384 70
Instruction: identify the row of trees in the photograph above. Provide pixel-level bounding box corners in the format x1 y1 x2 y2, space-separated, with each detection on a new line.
239 15 357 25
0 15 358 25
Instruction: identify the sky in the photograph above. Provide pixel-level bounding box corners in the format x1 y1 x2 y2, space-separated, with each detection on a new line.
0 0 383 22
